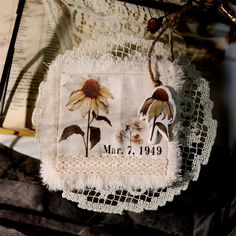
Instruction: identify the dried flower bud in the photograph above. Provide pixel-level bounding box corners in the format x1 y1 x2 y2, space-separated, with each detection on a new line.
147 17 164 34
199 0 217 6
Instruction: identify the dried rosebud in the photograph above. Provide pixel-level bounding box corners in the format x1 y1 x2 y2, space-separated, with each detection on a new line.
147 17 164 34
199 0 217 6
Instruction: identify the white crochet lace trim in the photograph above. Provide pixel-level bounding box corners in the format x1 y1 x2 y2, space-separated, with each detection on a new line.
58 156 169 175
56 137 181 190
33 33 217 213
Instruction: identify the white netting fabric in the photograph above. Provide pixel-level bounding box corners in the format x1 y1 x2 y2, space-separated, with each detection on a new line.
34 33 217 214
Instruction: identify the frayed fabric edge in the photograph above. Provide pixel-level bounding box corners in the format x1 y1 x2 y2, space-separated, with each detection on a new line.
35 35 185 191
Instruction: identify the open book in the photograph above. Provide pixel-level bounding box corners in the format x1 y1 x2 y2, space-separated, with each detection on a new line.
0 0 60 136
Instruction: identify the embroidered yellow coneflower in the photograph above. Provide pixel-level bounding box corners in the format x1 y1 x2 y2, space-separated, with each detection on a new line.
66 77 113 117
139 86 176 142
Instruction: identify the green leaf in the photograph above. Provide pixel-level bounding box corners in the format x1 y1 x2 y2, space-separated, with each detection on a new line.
89 126 101 150
95 115 112 127
59 125 84 142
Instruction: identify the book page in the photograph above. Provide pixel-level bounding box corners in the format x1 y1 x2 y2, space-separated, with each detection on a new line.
2 0 60 131
0 0 18 79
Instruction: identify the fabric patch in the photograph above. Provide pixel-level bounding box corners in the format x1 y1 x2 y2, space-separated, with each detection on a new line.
55 60 181 191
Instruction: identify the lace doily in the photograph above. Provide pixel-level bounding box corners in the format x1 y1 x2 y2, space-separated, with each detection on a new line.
43 0 214 62
33 34 217 214
43 0 163 51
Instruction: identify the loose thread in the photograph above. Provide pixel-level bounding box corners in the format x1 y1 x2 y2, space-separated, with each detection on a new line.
147 1 192 87
169 21 175 62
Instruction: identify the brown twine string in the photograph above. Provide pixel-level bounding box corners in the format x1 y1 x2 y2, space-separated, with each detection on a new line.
147 7 189 87
147 21 171 87
169 21 175 62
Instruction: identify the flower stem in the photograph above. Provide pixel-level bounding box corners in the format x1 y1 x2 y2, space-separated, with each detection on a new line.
128 130 133 155
89 115 95 125
85 111 91 157
82 136 87 156
168 23 174 62
150 115 157 142
129 131 132 150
